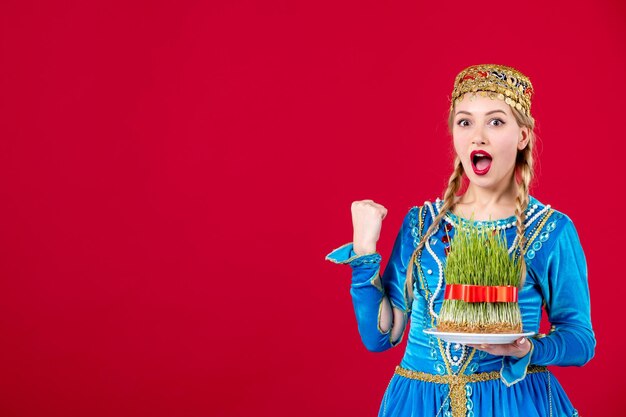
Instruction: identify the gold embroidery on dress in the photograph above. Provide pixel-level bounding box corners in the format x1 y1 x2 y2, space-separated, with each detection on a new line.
394 365 549 417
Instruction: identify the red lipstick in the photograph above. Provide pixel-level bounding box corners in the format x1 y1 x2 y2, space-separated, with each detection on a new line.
470 150 493 175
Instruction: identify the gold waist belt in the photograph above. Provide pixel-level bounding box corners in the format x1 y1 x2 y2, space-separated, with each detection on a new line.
394 365 549 417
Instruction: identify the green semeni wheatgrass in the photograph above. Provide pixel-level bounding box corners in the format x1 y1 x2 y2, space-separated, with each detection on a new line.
437 218 523 333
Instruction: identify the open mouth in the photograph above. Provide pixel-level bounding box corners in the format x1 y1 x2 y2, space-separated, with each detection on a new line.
471 150 493 174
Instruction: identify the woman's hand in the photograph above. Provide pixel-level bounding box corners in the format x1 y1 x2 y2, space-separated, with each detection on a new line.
466 337 531 359
351 200 388 255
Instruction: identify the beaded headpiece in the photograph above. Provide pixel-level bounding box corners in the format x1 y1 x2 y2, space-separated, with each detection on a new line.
450 64 534 118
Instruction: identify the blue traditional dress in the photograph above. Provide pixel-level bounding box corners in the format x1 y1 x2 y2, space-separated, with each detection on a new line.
325 195 595 417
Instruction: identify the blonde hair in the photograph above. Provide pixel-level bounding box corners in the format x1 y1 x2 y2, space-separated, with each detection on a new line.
404 94 537 302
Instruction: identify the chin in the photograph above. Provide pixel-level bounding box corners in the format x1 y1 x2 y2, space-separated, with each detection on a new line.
467 173 501 188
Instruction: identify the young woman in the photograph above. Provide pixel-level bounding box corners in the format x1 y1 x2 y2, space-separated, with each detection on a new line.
325 64 595 417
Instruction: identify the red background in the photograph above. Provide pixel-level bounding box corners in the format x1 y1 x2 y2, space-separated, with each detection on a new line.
1 1 624 416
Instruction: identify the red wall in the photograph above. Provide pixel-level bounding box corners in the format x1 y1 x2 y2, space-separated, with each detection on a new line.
1 1 624 416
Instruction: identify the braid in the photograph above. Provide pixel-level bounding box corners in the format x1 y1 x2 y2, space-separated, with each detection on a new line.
514 135 534 286
405 156 464 302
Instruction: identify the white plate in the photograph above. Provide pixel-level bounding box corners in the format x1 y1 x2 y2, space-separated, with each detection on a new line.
423 328 536 345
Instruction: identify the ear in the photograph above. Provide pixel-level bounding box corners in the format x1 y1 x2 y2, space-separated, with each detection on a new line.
517 127 530 151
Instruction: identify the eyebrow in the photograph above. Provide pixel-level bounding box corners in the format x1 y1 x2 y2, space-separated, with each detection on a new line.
455 110 507 117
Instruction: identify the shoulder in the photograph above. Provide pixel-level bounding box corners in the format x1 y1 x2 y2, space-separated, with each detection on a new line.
526 195 574 232
399 205 420 233
402 197 441 218
400 197 445 235
524 195 582 263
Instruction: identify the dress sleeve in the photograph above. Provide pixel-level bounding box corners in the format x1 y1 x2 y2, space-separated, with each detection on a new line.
501 215 596 385
324 207 417 352
530 216 596 365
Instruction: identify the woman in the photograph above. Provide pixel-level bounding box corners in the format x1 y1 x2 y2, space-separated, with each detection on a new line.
325 64 595 417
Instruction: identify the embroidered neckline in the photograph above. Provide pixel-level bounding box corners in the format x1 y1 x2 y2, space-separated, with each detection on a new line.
436 195 541 228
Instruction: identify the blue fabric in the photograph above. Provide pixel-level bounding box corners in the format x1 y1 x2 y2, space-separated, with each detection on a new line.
325 195 595 417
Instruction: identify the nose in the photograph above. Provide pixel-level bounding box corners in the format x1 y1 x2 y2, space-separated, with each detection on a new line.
472 137 486 145
471 125 488 145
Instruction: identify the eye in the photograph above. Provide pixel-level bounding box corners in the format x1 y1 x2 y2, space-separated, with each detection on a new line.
457 119 470 127
490 118 505 126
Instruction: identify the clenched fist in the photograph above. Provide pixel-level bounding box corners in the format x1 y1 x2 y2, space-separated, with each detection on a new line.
351 200 388 256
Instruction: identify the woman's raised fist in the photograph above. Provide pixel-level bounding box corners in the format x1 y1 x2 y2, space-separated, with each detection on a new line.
351 200 388 256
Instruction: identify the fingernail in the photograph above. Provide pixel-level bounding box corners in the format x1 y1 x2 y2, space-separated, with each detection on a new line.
519 338 526 344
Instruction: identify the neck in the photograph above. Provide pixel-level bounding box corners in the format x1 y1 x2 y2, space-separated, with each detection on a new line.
452 169 524 222
460 179 519 207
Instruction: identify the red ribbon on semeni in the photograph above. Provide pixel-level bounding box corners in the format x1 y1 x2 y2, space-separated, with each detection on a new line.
444 284 518 303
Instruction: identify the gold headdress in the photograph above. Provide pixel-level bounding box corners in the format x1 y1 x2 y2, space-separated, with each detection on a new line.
450 64 534 118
